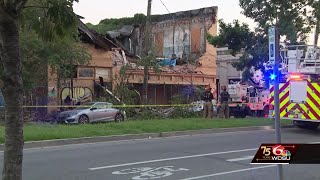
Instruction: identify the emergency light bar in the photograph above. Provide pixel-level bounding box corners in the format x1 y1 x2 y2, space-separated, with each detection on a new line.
290 75 302 79
287 74 308 80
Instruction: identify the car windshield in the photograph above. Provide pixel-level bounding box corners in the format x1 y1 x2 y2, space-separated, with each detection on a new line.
74 102 95 110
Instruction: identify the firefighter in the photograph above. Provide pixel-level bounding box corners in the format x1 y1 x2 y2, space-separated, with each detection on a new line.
219 85 230 118
202 85 214 118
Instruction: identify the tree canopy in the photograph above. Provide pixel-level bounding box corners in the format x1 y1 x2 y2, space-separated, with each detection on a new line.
1 0 91 93
239 0 314 44
208 0 320 84
86 13 147 34
208 20 269 81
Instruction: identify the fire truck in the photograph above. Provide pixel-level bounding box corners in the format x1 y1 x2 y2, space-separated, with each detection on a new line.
268 45 320 129
224 82 269 118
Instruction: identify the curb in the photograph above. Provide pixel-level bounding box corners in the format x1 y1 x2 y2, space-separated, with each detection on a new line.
0 125 294 151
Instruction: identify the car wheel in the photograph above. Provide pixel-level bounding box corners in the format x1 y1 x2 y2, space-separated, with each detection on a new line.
115 113 124 123
79 115 89 124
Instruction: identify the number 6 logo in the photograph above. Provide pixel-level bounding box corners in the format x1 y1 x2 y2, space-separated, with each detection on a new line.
272 145 285 156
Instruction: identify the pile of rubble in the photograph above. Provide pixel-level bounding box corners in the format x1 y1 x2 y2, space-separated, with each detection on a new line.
161 64 198 74
128 62 198 74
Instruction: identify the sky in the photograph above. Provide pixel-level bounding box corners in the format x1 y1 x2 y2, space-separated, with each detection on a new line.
73 0 256 27
73 0 316 45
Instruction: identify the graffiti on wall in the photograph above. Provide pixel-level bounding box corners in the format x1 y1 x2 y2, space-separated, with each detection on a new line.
61 87 93 104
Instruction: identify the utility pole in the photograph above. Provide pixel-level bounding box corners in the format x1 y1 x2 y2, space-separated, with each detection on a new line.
269 26 284 180
142 0 152 104
314 18 319 46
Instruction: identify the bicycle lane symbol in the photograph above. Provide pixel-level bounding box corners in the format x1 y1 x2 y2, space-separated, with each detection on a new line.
112 166 190 180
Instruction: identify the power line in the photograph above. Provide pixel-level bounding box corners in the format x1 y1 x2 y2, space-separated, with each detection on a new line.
159 0 171 15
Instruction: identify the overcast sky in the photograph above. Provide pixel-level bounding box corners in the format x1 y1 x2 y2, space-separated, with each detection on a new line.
73 0 255 27
73 0 316 44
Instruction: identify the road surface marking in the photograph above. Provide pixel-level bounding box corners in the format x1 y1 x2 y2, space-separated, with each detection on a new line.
89 148 257 170
181 165 276 180
226 155 254 162
309 141 320 144
112 166 189 180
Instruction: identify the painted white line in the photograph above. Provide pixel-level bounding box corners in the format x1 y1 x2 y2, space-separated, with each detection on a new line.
89 148 257 171
309 141 320 144
251 163 289 165
181 165 276 180
226 155 254 162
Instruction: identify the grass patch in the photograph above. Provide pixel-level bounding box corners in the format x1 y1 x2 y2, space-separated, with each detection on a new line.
0 118 293 143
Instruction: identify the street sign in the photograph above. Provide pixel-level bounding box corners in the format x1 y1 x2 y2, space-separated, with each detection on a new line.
269 27 276 65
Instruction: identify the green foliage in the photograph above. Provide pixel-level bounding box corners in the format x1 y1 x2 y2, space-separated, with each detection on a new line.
14 0 91 91
207 20 254 56
208 20 268 79
18 29 91 91
207 0 320 81
46 38 91 79
137 53 161 73
21 0 80 42
20 30 49 91
0 118 294 143
87 13 147 34
113 64 140 105
239 0 313 43
208 0 320 80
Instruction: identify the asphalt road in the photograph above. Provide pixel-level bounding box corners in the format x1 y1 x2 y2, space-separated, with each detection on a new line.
1 127 320 180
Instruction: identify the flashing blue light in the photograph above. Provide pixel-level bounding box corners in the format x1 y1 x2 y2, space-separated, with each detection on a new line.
270 74 276 80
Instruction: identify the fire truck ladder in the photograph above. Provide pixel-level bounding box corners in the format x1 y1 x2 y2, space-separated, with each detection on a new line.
280 45 320 74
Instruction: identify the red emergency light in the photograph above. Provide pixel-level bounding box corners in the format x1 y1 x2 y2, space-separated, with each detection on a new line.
289 74 303 80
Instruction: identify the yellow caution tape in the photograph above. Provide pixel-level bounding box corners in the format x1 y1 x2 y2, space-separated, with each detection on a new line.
0 104 198 108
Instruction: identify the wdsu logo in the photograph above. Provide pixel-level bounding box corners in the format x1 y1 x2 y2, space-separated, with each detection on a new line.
261 145 291 160
270 145 291 160
251 144 297 164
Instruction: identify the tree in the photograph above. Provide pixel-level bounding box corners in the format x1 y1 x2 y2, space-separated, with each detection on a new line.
19 31 90 94
309 0 320 45
112 64 141 105
85 13 147 34
208 0 319 84
208 20 269 81
239 0 313 44
0 0 80 179
138 53 161 104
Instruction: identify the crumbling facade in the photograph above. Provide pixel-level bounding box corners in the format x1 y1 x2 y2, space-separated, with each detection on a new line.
114 7 218 104
47 6 218 107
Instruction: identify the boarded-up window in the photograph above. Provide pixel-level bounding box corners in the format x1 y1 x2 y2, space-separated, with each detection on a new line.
191 28 201 53
154 32 164 56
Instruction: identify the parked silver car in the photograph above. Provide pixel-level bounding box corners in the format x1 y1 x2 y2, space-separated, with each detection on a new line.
57 102 126 124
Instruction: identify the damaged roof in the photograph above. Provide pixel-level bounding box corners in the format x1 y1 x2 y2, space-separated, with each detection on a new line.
152 6 217 22
78 20 139 59
107 25 134 38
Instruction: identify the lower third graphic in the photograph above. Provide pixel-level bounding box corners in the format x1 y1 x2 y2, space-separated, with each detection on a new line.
251 144 299 164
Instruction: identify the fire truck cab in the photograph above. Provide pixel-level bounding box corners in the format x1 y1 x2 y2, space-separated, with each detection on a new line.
268 45 320 129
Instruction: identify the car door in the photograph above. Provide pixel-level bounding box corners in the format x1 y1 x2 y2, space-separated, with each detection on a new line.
89 103 107 122
100 103 115 121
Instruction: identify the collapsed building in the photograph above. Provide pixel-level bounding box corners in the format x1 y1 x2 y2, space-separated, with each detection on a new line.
46 6 218 108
